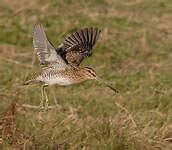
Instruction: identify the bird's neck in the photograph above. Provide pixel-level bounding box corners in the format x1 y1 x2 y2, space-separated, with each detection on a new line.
66 67 89 83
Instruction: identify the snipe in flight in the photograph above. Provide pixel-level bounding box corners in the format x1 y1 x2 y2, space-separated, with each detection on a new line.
24 24 118 110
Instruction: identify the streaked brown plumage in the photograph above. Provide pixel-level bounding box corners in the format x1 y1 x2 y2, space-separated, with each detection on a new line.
57 27 101 65
24 24 118 110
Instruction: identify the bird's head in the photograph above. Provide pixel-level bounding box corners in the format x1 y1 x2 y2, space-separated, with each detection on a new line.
82 67 119 93
83 67 97 79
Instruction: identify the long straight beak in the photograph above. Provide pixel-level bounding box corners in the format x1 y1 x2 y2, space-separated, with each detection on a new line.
96 77 119 93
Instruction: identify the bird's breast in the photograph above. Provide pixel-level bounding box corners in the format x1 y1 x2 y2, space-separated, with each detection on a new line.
43 76 72 85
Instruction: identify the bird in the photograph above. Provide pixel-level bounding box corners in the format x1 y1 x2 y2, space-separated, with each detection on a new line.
24 24 118 110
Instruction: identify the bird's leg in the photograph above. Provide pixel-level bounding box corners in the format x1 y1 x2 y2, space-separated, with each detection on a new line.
40 85 45 110
52 87 61 109
43 85 49 111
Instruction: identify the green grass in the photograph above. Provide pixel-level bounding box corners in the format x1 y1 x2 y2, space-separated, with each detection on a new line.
0 0 172 149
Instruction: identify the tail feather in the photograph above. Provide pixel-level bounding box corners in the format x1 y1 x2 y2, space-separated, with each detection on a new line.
23 72 40 85
23 80 34 85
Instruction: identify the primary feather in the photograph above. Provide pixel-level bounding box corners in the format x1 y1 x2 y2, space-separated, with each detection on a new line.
56 27 101 66
32 24 67 69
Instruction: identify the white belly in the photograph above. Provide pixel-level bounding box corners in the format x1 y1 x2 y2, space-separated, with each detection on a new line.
39 76 72 86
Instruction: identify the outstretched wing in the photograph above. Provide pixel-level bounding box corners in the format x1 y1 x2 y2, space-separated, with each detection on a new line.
56 27 101 66
32 24 67 69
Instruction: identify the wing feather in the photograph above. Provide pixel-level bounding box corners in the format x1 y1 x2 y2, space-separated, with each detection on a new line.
32 24 67 69
56 27 101 66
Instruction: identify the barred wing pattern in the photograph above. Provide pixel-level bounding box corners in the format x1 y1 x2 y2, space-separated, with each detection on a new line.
56 27 101 66
32 24 67 69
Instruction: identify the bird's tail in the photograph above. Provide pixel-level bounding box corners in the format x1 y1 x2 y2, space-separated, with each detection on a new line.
23 72 40 85
23 79 35 85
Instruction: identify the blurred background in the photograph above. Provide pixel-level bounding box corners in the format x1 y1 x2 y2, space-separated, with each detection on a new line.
0 0 172 149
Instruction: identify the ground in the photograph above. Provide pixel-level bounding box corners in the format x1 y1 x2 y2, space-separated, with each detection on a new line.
0 0 172 149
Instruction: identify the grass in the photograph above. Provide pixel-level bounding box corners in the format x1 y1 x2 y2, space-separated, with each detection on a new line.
0 0 172 149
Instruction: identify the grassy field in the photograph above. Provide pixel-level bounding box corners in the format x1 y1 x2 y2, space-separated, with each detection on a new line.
0 0 172 149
